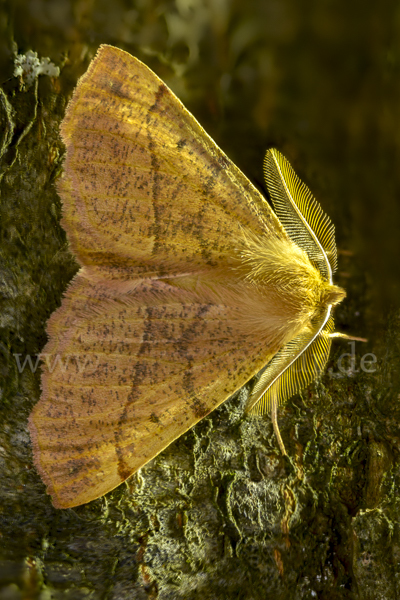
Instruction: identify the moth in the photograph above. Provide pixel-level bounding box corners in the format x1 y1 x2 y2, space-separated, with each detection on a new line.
29 45 349 509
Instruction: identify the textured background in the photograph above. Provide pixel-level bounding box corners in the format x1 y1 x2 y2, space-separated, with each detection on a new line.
1 0 400 598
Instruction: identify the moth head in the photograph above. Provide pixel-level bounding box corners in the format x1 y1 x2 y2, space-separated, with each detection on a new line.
320 282 346 307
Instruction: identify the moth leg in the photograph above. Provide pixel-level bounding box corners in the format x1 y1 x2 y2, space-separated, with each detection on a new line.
271 398 287 455
329 332 367 342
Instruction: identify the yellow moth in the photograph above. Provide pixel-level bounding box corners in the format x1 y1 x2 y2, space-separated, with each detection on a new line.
29 45 347 509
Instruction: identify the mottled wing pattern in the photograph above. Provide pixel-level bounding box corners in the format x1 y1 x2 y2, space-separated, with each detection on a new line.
59 45 286 279
29 45 298 508
29 275 277 508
